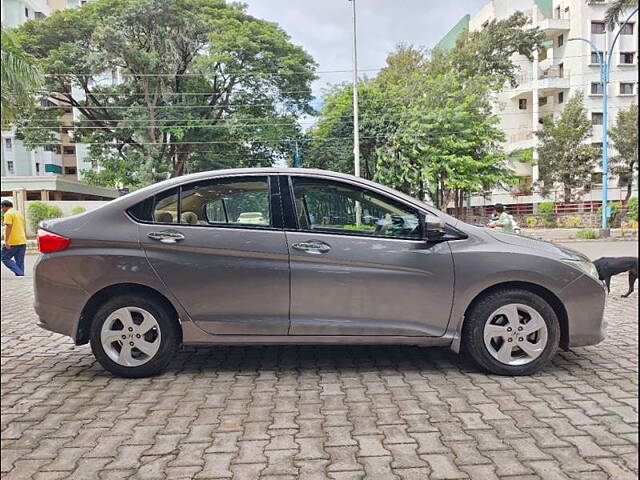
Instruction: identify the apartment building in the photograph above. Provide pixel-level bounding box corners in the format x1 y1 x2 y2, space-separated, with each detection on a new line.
1 0 117 201
436 0 638 209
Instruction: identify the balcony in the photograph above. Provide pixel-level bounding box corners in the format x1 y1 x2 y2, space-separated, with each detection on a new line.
539 17 570 36
511 66 569 97
506 130 534 151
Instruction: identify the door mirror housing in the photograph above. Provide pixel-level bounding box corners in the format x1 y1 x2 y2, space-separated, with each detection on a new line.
423 214 446 241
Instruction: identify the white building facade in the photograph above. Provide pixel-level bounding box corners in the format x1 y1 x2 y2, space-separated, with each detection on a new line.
437 0 638 212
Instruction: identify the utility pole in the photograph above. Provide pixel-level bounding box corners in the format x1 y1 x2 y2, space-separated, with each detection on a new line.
569 7 638 236
349 0 360 178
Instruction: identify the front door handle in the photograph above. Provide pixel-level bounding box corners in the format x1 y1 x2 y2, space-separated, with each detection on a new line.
292 240 331 254
147 230 185 244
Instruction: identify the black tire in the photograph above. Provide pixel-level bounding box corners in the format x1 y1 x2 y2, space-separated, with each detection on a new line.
462 288 560 376
90 294 179 378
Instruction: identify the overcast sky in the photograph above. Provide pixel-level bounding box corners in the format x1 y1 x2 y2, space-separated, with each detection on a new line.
244 0 487 99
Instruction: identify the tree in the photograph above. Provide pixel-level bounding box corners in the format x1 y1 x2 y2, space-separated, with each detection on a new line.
603 0 638 30
609 104 638 201
1 28 41 127
536 92 596 203
374 70 510 212
14 0 316 187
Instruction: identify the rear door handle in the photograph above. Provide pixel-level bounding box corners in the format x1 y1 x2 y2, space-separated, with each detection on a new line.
147 230 185 244
292 240 331 254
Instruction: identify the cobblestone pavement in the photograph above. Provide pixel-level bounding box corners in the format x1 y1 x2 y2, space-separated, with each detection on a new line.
1 278 638 480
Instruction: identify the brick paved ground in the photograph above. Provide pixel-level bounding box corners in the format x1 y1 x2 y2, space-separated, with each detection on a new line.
1 277 637 479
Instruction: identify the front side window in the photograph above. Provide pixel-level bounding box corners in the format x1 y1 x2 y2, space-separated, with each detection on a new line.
291 177 422 239
128 177 271 227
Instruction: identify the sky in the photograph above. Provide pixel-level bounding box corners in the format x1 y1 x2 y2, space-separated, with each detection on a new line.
244 0 487 100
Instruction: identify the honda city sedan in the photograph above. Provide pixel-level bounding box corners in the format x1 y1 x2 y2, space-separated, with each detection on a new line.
34 168 606 377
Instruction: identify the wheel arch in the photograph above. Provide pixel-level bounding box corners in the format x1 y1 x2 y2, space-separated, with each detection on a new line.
459 281 569 351
76 283 182 345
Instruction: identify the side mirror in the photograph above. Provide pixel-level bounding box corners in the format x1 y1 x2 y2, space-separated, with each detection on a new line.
424 214 446 241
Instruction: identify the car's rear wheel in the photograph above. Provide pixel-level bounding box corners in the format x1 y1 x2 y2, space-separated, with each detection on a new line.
463 288 560 376
90 295 179 378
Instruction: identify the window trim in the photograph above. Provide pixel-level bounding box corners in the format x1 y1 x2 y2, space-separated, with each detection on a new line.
127 174 282 232
285 174 426 241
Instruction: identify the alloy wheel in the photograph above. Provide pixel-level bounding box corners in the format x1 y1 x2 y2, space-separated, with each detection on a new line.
483 303 548 366
100 306 162 367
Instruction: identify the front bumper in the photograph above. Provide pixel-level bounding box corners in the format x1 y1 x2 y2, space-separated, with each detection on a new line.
560 274 607 348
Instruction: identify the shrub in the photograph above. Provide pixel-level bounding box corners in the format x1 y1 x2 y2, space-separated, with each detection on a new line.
564 216 581 228
27 202 64 232
537 202 555 217
576 229 598 240
71 206 87 216
628 196 638 222
526 216 538 228
555 217 564 227
597 202 621 220
542 218 554 228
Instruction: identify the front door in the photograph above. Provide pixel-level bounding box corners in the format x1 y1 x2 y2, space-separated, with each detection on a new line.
136 175 290 335
285 175 454 337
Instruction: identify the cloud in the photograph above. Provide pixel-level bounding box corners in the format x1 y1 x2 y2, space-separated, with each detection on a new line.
244 0 486 98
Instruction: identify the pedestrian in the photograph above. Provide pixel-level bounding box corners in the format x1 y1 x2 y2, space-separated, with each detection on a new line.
1 200 27 276
487 203 519 233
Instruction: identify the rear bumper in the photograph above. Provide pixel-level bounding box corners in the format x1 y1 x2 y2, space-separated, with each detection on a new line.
33 255 89 341
561 274 607 348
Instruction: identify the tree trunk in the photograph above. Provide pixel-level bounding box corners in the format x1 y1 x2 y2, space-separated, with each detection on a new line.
564 186 572 204
625 183 632 203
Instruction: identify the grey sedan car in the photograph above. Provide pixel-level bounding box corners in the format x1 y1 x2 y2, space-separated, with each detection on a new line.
34 168 606 377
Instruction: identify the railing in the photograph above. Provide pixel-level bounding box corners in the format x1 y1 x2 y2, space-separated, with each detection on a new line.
508 131 533 143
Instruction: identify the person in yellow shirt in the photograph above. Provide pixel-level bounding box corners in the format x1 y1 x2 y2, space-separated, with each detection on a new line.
2 200 27 276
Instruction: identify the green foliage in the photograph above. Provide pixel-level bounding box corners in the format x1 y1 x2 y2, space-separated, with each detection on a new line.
609 104 638 201
576 229 598 240
71 206 87 215
27 202 63 232
597 202 621 220
537 202 555 217
14 0 316 187
628 196 638 221
305 13 542 208
1 27 41 127
536 92 596 203
564 216 582 228
604 0 638 30
526 216 538 228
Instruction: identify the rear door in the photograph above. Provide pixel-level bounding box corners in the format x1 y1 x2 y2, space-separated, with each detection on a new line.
133 175 290 335
284 175 455 337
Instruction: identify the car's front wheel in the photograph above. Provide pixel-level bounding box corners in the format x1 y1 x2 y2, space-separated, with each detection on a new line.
90 295 179 378
463 288 560 376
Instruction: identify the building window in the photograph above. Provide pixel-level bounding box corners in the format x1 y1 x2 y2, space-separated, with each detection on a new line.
34 11 45 19
622 22 634 35
591 82 604 95
592 112 603 125
44 144 56 152
620 52 635 64
7 161 14 174
35 163 40 173
558 92 564 103
538 96 548 106
63 146 76 155
558 63 564 78
24 7 29 17
591 51 604 64
620 82 634 94
519 98 528 110
64 167 77 175
592 142 603 159
557 34 564 47
481 20 489 29
591 21 606 34
4 138 12 150
591 172 603 186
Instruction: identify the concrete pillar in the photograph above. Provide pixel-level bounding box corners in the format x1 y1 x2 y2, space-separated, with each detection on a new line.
12 188 26 214
41 190 50 201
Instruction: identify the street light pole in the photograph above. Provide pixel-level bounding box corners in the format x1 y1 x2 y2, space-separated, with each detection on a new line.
569 7 638 235
349 0 360 178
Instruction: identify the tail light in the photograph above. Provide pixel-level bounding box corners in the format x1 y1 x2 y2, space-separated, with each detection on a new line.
37 229 71 253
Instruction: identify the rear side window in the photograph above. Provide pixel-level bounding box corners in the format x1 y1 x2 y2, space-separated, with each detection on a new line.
127 178 271 227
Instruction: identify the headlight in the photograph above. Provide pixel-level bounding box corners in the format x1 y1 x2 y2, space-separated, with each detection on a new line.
562 259 600 281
